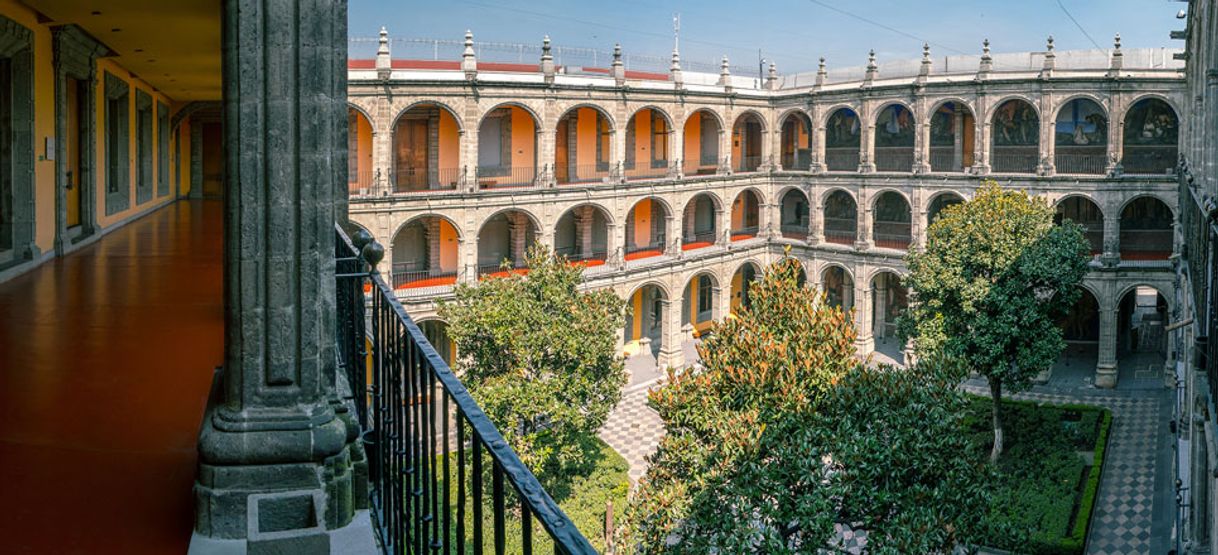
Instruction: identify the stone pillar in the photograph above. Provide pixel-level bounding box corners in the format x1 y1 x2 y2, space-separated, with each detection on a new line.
859 103 876 173
1039 94 1056 176
668 120 683 178
682 203 695 243
1101 208 1121 266
710 285 725 321
1107 94 1125 174
855 189 872 250
717 126 730 174
854 281 874 354
808 189 823 245
759 202 775 238
195 0 367 548
665 214 679 255
874 277 889 340
577 205 594 257
952 110 965 170
1096 307 1118 388
538 124 557 187
716 207 729 246
973 95 991 174
657 298 684 369
810 103 826 173
510 213 528 266
914 112 931 174
605 223 619 263
426 218 441 274
457 238 475 282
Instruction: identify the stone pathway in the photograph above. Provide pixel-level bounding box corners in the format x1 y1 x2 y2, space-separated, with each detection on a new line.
598 383 666 484
961 384 1165 555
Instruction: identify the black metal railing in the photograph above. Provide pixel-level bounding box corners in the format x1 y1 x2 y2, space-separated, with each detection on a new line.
1054 148 1107 175
683 229 716 247
624 162 669 181
990 147 1039 173
392 168 462 193
780 150 812 171
477 260 529 278
335 227 596 555
824 217 857 245
1122 145 1178 175
731 226 759 240
554 246 608 264
873 221 912 250
928 147 966 172
556 164 611 185
825 148 860 172
1118 228 1174 260
477 166 537 189
624 239 665 259
349 170 377 197
780 222 809 240
874 147 914 172
735 155 762 173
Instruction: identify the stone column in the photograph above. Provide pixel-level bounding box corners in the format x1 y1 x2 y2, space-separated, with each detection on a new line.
1107 95 1124 174
665 214 679 255
717 125 731 174
538 125 557 187
952 110 965 170
854 281 874 354
759 201 775 238
605 223 619 263
859 103 876 173
808 189 823 245
668 121 683 178
1096 307 1118 388
460 110 480 191
973 95 991 174
457 238 475 282
855 189 872 250
914 114 931 174
510 213 528 266
682 203 695 243
426 218 441 274
195 0 366 547
1101 208 1121 266
1039 94 1056 176
716 207 729 246
874 277 889 341
657 298 685 369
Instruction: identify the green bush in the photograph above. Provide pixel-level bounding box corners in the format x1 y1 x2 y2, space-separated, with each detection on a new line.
964 396 1110 554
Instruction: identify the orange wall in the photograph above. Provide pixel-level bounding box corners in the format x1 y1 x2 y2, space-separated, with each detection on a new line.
683 114 701 168
438 109 459 171
509 106 534 169
351 110 373 181
632 198 652 246
438 220 458 272
731 196 745 229
632 110 651 170
575 107 598 169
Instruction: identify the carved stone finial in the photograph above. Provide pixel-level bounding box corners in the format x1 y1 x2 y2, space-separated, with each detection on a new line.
922 43 930 61
718 55 731 87
461 30 477 79
611 43 625 84
765 62 778 90
814 57 827 88
1109 33 1124 75
978 39 993 77
1046 35 1055 52
375 26 391 81
670 47 683 87
864 49 878 85
540 35 555 83
1042 35 1056 75
1114 33 1122 51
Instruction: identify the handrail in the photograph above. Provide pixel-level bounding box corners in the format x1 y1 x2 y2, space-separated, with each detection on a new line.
335 225 597 555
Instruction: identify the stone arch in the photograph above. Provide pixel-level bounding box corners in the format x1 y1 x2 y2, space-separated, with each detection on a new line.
928 97 976 118
624 106 674 179
625 196 673 259
778 187 810 238
627 279 673 302
555 102 618 132
390 212 465 243
820 263 856 310
478 101 542 130
1054 96 1109 174
554 203 614 263
628 104 674 128
824 105 862 171
1051 93 1109 123
346 101 378 134
1118 195 1175 261
477 206 543 235
820 103 861 129
778 109 813 170
682 190 725 214
730 188 763 238
391 99 465 133
868 187 911 211
871 190 913 250
682 106 726 132
989 96 1040 173
1118 193 1176 220
731 109 769 134
390 100 465 191
820 186 857 205
682 107 726 175
873 101 916 172
928 99 976 172
390 214 463 288
985 94 1041 123
822 188 859 245
1121 95 1180 175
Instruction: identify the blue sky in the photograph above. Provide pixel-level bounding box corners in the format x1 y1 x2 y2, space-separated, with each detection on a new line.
349 0 1183 74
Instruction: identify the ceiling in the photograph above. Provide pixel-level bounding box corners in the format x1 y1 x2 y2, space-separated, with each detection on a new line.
27 1 221 101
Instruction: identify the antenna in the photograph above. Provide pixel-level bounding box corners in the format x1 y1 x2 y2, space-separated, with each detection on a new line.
673 13 680 53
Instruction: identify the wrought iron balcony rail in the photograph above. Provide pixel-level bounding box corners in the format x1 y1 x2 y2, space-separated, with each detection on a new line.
335 227 596 555
824 148 861 172
990 147 1039 174
477 166 538 189
392 167 462 193
874 147 914 172
1054 147 1108 175
928 147 966 173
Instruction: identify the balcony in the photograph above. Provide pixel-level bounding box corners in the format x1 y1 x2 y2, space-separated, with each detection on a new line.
1054 147 1107 175
477 166 537 189
337 229 596 553
393 167 462 193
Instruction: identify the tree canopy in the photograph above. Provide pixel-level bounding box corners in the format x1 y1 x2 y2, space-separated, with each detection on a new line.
899 181 1090 460
439 246 627 480
623 257 992 553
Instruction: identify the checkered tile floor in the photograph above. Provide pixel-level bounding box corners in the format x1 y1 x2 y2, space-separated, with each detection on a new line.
598 383 666 484
962 385 1164 555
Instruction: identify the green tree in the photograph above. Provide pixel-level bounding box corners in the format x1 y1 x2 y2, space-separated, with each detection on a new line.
899 181 1090 461
622 257 992 553
439 246 627 481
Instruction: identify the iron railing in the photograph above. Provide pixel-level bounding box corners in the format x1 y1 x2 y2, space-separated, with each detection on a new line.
735 155 762 173
928 147 966 172
349 170 377 197
874 147 914 172
683 160 719 176
873 221 912 250
556 164 611 185
780 223 809 240
477 166 538 189
1122 145 1178 175
623 162 669 181
683 230 717 247
554 246 609 264
824 217 857 245
780 151 812 171
1054 148 1107 175
990 147 1039 173
731 226 760 240
624 239 665 258
1119 228 1174 260
477 260 530 278
335 228 596 555
825 148 860 172
393 168 462 193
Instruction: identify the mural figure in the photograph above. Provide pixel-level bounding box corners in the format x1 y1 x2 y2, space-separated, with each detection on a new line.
825 109 861 149
992 100 1038 147
874 105 914 147
1124 98 1179 146
1055 99 1107 146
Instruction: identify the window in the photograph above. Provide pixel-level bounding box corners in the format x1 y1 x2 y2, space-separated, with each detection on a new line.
104 72 130 215
697 275 713 319
157 102 169 197
135 91 153 204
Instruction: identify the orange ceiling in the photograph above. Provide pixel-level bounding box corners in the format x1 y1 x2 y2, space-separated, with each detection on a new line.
26 1 221 101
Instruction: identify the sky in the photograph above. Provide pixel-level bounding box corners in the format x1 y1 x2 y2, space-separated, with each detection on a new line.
348 0 1183 75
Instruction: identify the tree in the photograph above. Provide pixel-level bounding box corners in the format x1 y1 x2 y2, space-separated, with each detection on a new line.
899 181 1090 461
622 257 992 553
439 246 627 481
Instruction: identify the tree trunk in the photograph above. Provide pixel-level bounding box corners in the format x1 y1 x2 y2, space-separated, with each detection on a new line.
989 377 1003 463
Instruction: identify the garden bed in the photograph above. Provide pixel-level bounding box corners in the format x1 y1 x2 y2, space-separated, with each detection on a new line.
964 396 1113 555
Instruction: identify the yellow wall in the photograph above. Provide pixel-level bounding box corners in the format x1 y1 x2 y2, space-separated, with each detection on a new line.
349 110 373 183
8 0 57 255
683 113 701 169
438 219 458 272
731 195 744 229
630 288 643 340
437 109 459 172
730 271 744 312
509 106 534 170
632 198 652 246
94 58 178 229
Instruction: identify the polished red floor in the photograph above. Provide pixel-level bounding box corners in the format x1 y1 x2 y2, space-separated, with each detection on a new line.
0 200 223 554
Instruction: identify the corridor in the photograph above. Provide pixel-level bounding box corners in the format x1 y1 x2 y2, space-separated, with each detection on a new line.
0 200 223 553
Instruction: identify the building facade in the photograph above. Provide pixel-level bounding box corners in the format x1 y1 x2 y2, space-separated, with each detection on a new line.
348 30 1186 389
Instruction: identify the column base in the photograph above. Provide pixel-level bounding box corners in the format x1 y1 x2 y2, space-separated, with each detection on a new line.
1095 362 1118 388
189 509 378 555
856 334 875 358
658 344 684 371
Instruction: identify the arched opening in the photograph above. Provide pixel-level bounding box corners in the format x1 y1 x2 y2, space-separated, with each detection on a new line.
1055 197 1104 256
625 198 669 261
347 107 374 195
822 266 854 312
682 273 718 335
730 262 760 312
780 112 812 170
730 189 760 241
1054 98 1107 174
554 204 610 267
927 192 964 226
871 271 908 364
1119 197 1174 261
392 103 461 192
990 99 1039 173
874 104 915 172
929 101 975 172
681 193 718 251
624 107 671 180
1121 98 1179 175
873 191 912 250
683 109 721 175
823 190 857 245
477 210 538 277
1054 287 1099 376
556 107 613 185
1116 286 1168 379
477 105 539 188
779 189 809 239
625 284 667 359
419 320 456 367
390 216 460 291
732 112 764 173
825 108 861 171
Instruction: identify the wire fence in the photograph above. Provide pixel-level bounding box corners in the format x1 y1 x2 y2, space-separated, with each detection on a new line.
349 37 752 75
